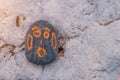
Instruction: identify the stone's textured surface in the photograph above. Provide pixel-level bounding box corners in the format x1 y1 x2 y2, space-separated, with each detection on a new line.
0 0 120 80
25 20 58 65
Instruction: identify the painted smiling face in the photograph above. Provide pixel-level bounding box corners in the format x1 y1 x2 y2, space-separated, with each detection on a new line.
25 20 58 65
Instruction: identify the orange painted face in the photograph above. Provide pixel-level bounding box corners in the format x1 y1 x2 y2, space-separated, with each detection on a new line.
25 20 58 65
27 26 57 52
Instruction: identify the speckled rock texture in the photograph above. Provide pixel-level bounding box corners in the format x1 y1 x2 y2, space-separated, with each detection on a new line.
0 0 120 80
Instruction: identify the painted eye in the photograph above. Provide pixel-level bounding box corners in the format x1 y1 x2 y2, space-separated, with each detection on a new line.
43 27 50 39
43 31 50 39
51 32 56 49
32 26 41 38
27 34 33 51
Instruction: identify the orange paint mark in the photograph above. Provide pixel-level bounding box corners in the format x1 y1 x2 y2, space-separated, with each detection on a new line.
33 29 41 38
40 40 42 45
51 32 56 49
43 31 50 39
32 26 41 38
36 47 46 58
27 34 33 51
44 27 50 32
43 27 50 39
32 26 39 31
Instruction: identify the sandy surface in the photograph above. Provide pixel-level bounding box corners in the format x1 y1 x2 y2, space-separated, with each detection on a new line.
0 0 120 80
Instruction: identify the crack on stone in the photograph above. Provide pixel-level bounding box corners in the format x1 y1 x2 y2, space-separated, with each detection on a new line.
66 26 88 40
0 38 25 64
0 43 15 53
76 26 88 32
96 17 120 26
16 41 25 53
0 38 25 53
